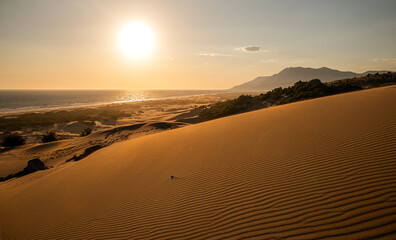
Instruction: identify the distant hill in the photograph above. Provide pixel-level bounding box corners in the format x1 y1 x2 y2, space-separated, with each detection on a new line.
204 72 396 120
231 67 390 91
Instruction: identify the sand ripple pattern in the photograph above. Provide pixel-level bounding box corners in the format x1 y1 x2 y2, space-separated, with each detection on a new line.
1 87 396 239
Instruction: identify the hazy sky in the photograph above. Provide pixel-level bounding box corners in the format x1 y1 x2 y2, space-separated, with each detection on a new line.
0 0 395 89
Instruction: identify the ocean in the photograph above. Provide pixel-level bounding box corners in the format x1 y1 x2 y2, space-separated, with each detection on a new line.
0 89 225 114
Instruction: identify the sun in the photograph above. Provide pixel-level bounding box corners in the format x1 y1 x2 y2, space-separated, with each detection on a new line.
118 22 154 58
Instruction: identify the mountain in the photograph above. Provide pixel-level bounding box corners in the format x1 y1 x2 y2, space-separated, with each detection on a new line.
231 67 389 91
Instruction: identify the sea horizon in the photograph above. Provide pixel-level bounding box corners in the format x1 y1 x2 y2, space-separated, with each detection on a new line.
0 89 229 114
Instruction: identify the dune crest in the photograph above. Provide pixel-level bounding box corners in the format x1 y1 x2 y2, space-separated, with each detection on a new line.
1 86 395 239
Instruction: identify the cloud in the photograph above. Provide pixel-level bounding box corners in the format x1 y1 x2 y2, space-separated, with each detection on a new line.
373 58 396 63
238 46 268 53
198 53 234 57
261 59 278 63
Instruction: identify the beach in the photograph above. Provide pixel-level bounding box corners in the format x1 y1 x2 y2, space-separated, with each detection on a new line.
0 92 252 178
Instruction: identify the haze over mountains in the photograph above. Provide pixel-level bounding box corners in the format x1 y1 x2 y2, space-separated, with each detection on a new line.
231 67 390 91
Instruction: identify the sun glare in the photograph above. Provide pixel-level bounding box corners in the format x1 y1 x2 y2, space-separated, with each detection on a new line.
118 22 154 58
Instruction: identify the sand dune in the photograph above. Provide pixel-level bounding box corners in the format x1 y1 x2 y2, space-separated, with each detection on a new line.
1 86 395 239
0 121 188 180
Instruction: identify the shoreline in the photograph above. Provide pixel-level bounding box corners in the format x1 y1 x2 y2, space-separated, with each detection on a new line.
0 91 257 117
0 91 257 178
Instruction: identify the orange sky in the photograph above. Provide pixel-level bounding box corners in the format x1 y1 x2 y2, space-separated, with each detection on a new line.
0 0 395 89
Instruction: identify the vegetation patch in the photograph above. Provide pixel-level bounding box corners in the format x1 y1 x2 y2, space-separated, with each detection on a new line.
0 108 129 132
200 72 395 120
41 131 58 143
1 132 26 147
80 128 93 136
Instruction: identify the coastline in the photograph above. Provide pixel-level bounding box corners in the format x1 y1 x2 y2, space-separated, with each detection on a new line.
0 91 256 178
0 91 255 116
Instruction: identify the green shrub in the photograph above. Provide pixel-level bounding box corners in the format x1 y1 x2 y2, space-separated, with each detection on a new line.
199 76 382 120
42 131 58 143
0 108 128 132
1 132 26 147
80 128 92 136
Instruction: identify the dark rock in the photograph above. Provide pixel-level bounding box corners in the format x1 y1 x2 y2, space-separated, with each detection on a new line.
149 122 179 130
0 174 14 182
104 123 146 137
83 145 103 156
5 174 13 180
67 145 103 162
23 158 47 174
0 158 47 182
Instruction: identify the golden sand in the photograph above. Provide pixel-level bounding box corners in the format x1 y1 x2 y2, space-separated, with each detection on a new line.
1 86 395 239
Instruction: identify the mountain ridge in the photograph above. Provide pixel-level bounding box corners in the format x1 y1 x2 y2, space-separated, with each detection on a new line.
231 67 390 91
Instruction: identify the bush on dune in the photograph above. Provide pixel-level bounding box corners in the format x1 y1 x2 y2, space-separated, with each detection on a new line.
0 108 129 132
80 128 92 136
1 132 26 147
200 72 395 120
200 95 260 119
41 131 58 143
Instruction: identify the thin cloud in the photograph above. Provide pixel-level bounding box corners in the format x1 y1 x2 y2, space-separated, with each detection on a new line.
238 46 268 53
373 58 396 63
261 59 278 63
198 53 234 57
